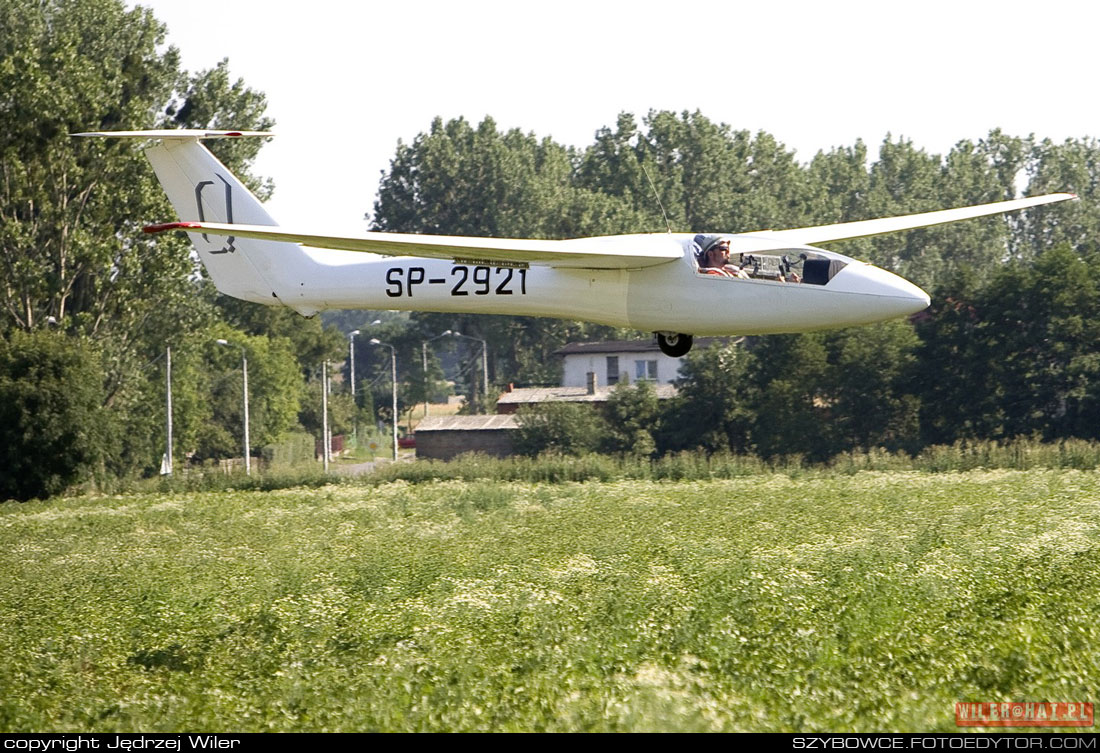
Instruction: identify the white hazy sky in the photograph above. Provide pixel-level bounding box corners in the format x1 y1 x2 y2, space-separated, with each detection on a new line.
134 0 1097 233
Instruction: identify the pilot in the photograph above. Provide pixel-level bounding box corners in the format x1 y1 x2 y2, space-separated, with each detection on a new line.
697 238 749 278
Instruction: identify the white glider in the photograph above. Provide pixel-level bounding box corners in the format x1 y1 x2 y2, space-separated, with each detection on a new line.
76 129 1075 355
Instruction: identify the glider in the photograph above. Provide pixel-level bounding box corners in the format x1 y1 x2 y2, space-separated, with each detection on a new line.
76 130 1075 356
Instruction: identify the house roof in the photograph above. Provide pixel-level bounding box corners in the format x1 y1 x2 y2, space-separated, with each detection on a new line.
553 337 739 356
554 339 661 355
415 415 520 432
496 384 678 406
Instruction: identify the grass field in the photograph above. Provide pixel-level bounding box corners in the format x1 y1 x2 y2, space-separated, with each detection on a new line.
1 470 1098 732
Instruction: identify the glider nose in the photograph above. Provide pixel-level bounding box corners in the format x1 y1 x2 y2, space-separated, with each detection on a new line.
829 263 931 317
869 266 931 314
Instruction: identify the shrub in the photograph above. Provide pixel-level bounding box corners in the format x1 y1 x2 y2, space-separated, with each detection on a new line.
0 331 107 501
514 402 608 456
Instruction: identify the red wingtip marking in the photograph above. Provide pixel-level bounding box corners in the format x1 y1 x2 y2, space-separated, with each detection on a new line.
143 222 201 234
225 132 243 137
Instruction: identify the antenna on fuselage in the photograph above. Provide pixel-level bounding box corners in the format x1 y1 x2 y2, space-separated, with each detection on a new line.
641 164 673 234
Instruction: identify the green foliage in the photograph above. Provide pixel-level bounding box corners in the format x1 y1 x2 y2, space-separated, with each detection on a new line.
0 330 106 501
120 438 1100 495
3 470 1100 730
745 333 834 460
824 322 921 454
600 381 660 457
4 0 1099 488
206 327 303 454
299 376 356 439
660 341 753 454
915 245 1100 445
0 0 282 478
261 432 316 469
514 402 608 456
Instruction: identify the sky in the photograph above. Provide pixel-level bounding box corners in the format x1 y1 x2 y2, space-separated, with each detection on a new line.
134 0 1098 234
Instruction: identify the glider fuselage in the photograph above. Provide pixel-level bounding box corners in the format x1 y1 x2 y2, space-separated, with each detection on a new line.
272 235 930 336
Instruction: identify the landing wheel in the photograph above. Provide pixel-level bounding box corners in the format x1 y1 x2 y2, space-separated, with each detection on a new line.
656 333 694 357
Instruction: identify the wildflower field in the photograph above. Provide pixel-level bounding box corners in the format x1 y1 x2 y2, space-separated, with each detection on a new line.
1 470 1098 732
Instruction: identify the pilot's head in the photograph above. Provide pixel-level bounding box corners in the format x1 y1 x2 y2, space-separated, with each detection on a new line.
702 238 731 268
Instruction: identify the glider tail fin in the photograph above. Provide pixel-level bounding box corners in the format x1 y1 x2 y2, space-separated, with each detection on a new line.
74 130 311 310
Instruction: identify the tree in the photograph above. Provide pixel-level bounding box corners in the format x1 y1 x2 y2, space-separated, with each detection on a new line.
0 0 283 475
660 342 753 454
188 327 303 461
824 322 921 453
912 268 991 443
601 380 661 457
0 331 106 501
914 246 1100 444
371 116 644 390
745 334 834 460
1021 137 1100 255
514 402 608 456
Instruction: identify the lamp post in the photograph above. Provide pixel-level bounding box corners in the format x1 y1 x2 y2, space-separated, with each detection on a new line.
348 330 360 444
215 339 250 475
446 330 489 413
348 330 360 398
421 331 454 418
369 338 398 461
165 346 173 476
321 360 330 471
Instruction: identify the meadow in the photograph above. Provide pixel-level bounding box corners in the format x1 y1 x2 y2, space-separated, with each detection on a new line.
1 470 1098 732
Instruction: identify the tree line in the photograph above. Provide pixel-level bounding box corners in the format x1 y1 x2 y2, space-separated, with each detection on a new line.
3 0 1099 499
369 112 1100 461
517 244 1100 464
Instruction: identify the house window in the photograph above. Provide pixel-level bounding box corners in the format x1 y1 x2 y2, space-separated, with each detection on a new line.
635 360 657 381
606 356 619 385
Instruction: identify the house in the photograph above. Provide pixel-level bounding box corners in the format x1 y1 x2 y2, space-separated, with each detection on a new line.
554 337 733 388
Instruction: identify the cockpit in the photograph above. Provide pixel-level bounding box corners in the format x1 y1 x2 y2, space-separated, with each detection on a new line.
692 233 848 286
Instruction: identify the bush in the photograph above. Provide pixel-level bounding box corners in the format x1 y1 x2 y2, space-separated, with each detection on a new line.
514 402 608 456
262 431 317 469
0 331 107 501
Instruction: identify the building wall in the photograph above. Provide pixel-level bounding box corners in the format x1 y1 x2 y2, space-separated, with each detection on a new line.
415 430 516 461
561 351 683 388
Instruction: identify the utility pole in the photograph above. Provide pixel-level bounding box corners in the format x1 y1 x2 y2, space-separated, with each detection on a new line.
422 330 454 418
348 330 359 445
421 341 429 418
322 360 330 472
370 339 398 461
390 346 397 461
216 339 250 475
165 346 173 476
447 330 489 413
242 350 250 475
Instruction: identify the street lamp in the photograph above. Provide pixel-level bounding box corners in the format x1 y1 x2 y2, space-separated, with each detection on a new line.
421 330 456 418
348 330 360 445
369 338 398 461
215 339 250 475
165 346 173 476
348 330 360 398
321 359 330 471
446 330 489 413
